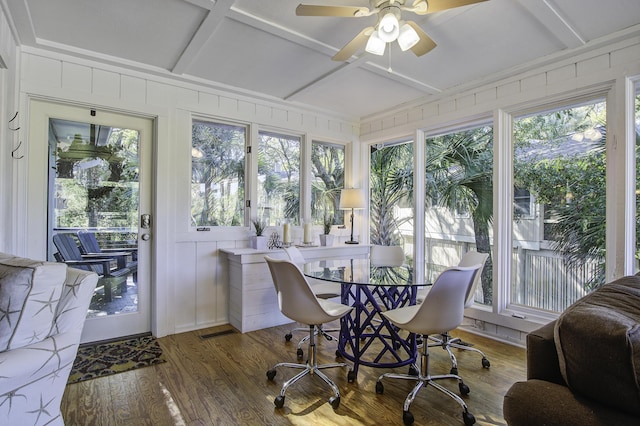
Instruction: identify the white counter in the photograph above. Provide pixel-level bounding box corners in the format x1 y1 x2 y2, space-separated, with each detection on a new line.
220 245 369 333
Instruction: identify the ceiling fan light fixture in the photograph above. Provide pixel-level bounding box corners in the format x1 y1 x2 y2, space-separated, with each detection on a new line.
397 22 420 51
378 11 400 42
365 30 386 55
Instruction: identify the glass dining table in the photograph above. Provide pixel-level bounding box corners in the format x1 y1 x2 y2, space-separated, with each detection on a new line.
303 258 428 380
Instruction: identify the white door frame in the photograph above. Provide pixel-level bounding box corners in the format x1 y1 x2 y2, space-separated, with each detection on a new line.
27 99 154 342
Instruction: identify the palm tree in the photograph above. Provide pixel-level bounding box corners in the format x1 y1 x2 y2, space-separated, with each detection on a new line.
370 143 414 246
425 126 494 303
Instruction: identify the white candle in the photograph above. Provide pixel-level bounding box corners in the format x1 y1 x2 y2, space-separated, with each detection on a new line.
283 223 291 243
303 223 312 243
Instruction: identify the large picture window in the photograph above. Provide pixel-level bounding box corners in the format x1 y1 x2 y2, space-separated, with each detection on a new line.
257 131 301 225
513 99 606 313
424 125 494 306
311 141 345 226
370 141 414 265
191 119 246 227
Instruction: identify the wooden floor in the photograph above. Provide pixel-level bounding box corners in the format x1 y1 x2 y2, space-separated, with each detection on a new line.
61 323 526 425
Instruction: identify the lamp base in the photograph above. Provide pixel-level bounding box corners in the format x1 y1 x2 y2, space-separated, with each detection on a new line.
345 240 359 245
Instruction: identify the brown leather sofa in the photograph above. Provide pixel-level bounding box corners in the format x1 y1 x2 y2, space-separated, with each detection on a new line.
503 275 640 426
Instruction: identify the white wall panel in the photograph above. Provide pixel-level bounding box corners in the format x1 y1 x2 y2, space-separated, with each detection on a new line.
22 54 61 90
174 242 197 332
93 69 120 98
120 75 146 104
62 62 91 94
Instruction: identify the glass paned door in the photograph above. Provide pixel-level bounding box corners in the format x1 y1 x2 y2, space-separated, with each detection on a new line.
31 100 152 343
49 118 140 318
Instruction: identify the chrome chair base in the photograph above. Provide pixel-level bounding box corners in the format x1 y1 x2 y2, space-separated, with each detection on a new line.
285 324 340 358
376 335 476 425
428 332 490 375
268 325 349 409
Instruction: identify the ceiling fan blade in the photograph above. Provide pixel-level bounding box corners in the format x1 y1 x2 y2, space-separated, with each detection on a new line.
332 27 374 61
296 4 371 17
406 21 437 57
411 0 488 15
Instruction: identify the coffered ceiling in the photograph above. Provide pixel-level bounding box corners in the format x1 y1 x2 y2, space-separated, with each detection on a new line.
3 0 640 120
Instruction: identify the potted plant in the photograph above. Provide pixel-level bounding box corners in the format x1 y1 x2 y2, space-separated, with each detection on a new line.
319 215 334 246
250 219 268 250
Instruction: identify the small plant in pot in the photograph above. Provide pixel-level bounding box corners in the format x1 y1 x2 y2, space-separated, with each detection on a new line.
319 215 335 246
250 219 268 250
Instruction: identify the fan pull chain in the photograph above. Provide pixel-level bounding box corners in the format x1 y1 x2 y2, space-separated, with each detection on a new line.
387 44 392 73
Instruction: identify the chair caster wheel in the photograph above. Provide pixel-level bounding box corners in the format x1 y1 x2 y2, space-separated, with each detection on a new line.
482 357 490 368
450 366 458 375
375 381 384 394
266 369 276 381
403 410 414 425
274 395 285 408
459 382 470 395
284 333 292 342
329 395 340 409
463 410 476 425
296 348 303 359
347 370 356 383
408 364 419 376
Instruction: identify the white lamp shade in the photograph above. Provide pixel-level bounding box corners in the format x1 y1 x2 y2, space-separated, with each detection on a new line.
365 31 386 56
378 12 400 42
339 189 366 210
397 22 420 51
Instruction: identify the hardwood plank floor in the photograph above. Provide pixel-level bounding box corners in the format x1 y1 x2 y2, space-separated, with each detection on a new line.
61 323 526 425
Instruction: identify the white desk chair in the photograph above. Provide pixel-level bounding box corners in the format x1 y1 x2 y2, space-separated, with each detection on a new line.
265 256 353 410
420 251 490 374
375 265 482 426
282 246 342 358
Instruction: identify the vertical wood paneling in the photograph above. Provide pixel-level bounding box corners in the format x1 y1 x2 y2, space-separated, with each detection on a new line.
173 242 197 331
195 241 219 325
92 69 120 98
22 54 61 89
120 75 147 104
62 62 92 93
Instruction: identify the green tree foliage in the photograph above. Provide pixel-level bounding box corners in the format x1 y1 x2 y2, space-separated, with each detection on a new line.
370 143 414 246
257 133 300 224
191 122 245 226
311 143 344 225
425 126 494 303
514 102 607 288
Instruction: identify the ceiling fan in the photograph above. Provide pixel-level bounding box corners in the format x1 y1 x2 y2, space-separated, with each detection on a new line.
296 0 488 61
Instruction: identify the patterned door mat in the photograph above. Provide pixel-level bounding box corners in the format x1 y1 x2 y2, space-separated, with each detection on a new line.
68 333 166 384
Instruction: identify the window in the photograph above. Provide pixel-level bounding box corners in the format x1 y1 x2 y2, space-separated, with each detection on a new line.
424 125 494 306
370 141 414 264
635 83 640 272
191 119 246 227
311 141 345 226
513 99 606 313
257 131 300 225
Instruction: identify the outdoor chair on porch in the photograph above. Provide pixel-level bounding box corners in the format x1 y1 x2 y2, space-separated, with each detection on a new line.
77 230 138 283
52 233 131 302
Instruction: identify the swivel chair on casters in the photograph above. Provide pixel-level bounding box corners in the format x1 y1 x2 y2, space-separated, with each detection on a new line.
418 251 491 374
282 246 342 359
264 256 353 409
376 265 482 426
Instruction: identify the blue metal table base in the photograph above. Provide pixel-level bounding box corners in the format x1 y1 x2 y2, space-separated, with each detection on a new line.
338 283 418 377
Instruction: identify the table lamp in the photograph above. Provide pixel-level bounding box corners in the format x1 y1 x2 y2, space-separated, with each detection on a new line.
339 188 365 244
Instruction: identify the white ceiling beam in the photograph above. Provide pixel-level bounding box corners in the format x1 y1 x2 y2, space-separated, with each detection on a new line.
228 7 440 101
172 0 235 75
516 0 585 49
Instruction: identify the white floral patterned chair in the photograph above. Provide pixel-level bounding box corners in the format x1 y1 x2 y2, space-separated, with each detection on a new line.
0 252 97 426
